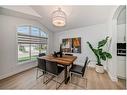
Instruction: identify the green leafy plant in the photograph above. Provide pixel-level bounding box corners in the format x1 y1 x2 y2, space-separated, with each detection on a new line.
87 36 112 66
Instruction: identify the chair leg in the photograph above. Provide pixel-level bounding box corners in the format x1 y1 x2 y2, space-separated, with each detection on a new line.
43 74 64 89
56 77 58 89
83 73 87 88
36 68 45 80
82 77 87 88
85 78 87 88
70 72 72 83
79 76 87 89
43 74 45 84
55 76 64 89
36 68 38 80
70 72 87 89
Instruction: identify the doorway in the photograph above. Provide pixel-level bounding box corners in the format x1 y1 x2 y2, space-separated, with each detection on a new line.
117 7 126 80
112 5 126 89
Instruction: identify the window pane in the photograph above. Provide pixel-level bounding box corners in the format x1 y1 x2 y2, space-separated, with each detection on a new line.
17 26 29 35
18 44 30 62
40 31 47 37
31 27 39 36
40 44 47 53
31 44 39 61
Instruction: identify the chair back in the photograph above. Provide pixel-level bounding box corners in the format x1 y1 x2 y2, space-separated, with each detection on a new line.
45 60 58 75
82 57 89 76
38 53 46 57
65 53 73 56
37 57 46 71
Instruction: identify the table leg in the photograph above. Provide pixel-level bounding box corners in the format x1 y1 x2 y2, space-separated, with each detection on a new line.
64 65 68 84
64 65 70 84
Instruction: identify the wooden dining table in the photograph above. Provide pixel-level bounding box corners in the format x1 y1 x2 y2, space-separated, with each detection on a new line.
39 54 77 84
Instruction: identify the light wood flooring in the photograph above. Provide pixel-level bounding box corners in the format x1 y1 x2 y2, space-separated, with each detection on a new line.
0 67 126 89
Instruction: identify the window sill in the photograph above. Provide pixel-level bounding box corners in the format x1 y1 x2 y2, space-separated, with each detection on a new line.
18 60 37 65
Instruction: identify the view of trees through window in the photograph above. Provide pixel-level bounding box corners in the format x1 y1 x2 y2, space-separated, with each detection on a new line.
17 26 48 63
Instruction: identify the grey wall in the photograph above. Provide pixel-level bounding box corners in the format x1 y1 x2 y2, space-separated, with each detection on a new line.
0 14 54 79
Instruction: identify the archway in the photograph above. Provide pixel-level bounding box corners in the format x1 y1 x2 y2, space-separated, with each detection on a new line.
112 5 126 88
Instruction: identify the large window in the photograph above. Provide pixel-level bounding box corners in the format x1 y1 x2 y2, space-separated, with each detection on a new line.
17 26 48 63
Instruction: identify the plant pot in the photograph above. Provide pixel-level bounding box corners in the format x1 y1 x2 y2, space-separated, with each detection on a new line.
95 64 104 73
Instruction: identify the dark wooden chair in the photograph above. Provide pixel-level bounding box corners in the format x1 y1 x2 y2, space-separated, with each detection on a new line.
69 57 90 88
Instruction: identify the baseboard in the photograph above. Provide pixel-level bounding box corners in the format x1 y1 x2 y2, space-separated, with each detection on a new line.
88 61 107 70
107 71 118 82
0 63 37 80
88 61 96 68
88 61 118 82
117 76 126 80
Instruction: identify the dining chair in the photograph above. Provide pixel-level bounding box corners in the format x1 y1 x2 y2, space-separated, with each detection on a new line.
38 53 46 57
36 53 46 80
65 53 73 71
36 57 46 82
65 53 73 56
44 60 65 89
69 57 90 88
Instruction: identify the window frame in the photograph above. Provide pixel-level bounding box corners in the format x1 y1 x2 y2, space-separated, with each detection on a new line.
17 25 48 64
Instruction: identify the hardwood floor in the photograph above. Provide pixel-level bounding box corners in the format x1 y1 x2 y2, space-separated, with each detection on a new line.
0 67 126 89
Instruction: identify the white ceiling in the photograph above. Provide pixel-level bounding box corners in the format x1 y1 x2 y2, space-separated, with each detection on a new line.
0 6 117 32
31 6 116 32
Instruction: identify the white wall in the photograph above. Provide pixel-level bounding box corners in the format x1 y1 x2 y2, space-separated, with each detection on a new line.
53 23 109 68
116 7 126 79
126 5 127 89
2 6 41 17
106 6 126 82
117 24 126 79
117 24 126 43
0 14 53 79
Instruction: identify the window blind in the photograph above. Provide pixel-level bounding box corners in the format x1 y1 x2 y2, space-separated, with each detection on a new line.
18 33 48 44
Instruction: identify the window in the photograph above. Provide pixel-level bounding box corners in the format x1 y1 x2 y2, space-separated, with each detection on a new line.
31 27 40 36
18 44 30 62
17 26 29 35
17 26 48 63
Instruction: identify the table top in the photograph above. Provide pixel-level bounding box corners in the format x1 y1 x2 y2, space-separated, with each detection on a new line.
39 54 77 65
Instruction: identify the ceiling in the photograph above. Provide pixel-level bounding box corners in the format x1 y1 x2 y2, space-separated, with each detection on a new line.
0 6 117 32
31 6 116 32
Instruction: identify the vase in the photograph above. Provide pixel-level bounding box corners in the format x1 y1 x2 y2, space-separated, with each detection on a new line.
95 64 104 73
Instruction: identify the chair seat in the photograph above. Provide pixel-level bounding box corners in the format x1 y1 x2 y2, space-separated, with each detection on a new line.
70 64 83 75
57 66 64 75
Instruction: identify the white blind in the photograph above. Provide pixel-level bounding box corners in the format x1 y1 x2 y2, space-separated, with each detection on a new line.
18 33 48 44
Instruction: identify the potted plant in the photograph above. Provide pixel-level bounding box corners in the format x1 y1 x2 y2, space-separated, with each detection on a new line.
87 36 112 73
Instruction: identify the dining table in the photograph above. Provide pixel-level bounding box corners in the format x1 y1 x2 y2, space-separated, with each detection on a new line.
40 54 77 84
